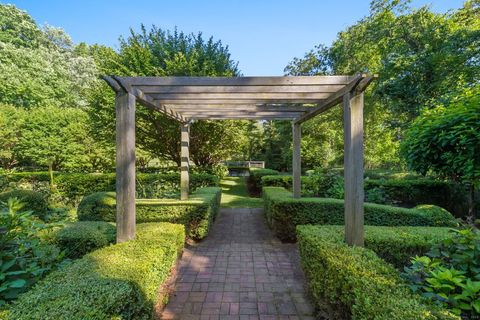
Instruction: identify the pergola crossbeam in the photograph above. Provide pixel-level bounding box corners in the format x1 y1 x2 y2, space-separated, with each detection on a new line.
137 84 345 94
118 75 355 86
294 74 365 124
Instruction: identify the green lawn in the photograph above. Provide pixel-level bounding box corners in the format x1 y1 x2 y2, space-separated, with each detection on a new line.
220 177 263 208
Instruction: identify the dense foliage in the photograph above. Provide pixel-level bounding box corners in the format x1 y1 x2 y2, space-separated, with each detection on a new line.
402 86 480 218
5 223 185 320
403 228 480 317
297 225 457 319
0 199 62 306
274 0 479 171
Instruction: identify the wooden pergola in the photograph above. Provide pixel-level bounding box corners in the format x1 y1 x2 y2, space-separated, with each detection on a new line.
103 74 374 246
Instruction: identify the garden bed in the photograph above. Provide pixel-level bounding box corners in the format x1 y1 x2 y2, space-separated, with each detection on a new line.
263 187 458 241
297 225 458 319
4 222 185 320
77 187 222 240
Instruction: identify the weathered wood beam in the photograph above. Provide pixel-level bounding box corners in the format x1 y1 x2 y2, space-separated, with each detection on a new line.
134 88 186 123
153 99 327 105
294 74 364 125
180 112 304 118
180 123 190 200
169 105 313 112
115 92 136 243
292 122 301 198
149 93 332 101
343 91 364 247
119 75 356 86
186 115 300 120
137 84 345 94
110 76 186 123
179 110 305 115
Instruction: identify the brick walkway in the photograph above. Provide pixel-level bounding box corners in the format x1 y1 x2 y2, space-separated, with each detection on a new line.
160 208 316 320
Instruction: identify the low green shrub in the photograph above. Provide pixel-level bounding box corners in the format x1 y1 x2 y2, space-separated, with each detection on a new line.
297 225 458 320
297 225 451 269
247 168 279 195
0 190 48 220
48 221 116 259
0 172 219 205
77 187 221 240
6 222 185 320
403 228 480 317
263 187 458 241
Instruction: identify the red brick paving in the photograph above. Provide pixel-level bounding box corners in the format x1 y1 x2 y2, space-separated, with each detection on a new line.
160 208 316 320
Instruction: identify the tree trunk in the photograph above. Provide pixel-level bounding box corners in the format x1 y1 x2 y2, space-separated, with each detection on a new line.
48 162 55 191
468 183 476 223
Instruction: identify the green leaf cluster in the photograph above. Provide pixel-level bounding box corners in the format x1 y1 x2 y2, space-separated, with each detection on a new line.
403 228 480 316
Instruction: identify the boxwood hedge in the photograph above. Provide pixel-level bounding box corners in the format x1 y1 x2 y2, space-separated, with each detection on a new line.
260 174 473 217
6 222 185 320
0 172 219 204
297 225 458 320
264 187 458 241
45 221 116 259
247 168 279 194
77 187 221 240
299 225 452 268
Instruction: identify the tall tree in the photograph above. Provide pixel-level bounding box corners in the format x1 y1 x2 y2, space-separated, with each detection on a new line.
89 26 245 166
283 0 479 169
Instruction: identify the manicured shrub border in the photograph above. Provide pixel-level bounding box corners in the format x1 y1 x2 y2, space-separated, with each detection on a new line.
0 172 219 203
260 174 474 217
247 168 279 195
299 225 452 268
77 187 222 240
6 222 185 320
297 225 458 320
44 221 116 259
263 187 458 241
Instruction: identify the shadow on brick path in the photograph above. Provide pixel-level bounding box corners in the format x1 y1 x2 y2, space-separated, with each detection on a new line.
160 208 316 320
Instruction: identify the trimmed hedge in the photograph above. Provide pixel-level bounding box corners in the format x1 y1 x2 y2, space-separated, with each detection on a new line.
0 172 219 204
0 189 48 219
299 225 451 268
6 222 185 320
48 221 116 259
297 225 458 320
263 187 458 241
77 187 222 240
260 174 474 217
247 168 279 194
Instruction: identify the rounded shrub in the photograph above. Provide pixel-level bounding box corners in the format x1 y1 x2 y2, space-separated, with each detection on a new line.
414 204 458 227
0 189 48 220
77 192 115 221
53 221 116 258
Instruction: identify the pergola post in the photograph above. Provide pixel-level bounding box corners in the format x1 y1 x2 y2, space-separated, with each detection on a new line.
292 122 301 198
180 122 190 200
115 92 136 243
343 92 364 246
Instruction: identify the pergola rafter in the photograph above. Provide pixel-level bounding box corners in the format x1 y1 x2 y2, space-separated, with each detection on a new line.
103 74 374 246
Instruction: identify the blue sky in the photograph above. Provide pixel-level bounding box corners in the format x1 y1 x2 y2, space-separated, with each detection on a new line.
6 0 465 75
